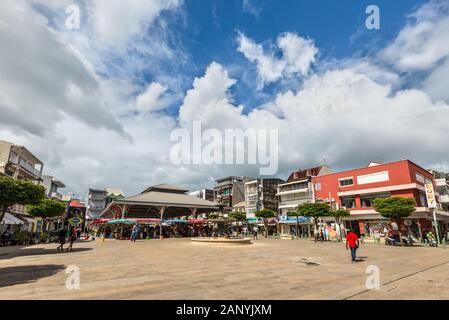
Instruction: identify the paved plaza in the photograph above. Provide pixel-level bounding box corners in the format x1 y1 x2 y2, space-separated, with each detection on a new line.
1 238 449 300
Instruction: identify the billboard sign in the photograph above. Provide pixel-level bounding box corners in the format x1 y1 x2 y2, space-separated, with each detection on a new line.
425 183 437 209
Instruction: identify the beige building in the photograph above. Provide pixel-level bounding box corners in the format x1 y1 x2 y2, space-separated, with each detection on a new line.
0 139 43 183
244 178 284 218
277 166 332 216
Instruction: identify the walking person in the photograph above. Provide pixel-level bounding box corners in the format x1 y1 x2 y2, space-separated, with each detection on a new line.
66 226 77 252
252 226 258 240
346 228 360 263
56 227 67 252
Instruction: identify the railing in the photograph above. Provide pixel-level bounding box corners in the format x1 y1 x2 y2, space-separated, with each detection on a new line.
279 199 308 207
9 156 42 178
278 184 309 193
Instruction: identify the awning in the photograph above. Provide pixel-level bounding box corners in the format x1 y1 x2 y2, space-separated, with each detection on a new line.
1 213 24 225
19 216 36 224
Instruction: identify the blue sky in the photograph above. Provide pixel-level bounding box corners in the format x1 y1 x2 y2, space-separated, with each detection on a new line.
143 0 427 114
1 0 449 197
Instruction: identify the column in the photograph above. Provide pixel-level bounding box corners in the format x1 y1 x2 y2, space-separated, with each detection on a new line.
159 206 165 239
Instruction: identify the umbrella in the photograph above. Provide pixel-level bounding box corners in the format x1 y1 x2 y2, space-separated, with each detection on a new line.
107 219 136 225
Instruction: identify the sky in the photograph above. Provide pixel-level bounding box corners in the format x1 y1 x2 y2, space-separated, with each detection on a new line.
1 0 449 199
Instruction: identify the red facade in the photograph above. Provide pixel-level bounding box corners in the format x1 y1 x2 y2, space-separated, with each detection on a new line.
313 160 434 213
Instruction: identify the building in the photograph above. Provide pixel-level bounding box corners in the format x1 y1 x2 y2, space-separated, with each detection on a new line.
213 176 253 213
87 188 125 220
313 160 449 237
429 170 449 212
188 189 214 202
87 188 108 220
105 188 125 206
244 178 284 218
0 139 43 183
101 183 219 238
277 166 332 216
42 175 66 200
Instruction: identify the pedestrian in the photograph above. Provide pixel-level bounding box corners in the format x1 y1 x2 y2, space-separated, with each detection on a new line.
324 226 329 241
66 226 77 252
76 227 81 239
131 224 139 242
253 226 258 240
346 228 360 263
56 227 67 252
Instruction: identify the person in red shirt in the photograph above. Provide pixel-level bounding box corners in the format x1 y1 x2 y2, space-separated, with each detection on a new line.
346 229 360 262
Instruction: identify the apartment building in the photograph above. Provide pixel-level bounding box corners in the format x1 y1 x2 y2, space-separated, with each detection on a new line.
313 160 448 236
87 188 108 220
42 175 66 200
429 170 449 212
188 189 214 202
277 166 332 216
244 178 284 218
87 188 125 219
0 139 43 183
214 176 253 214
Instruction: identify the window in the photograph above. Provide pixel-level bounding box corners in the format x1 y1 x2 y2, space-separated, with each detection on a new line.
339 178 354 187
341 196 356 208
360 193 390 208
416 173 425 183
315 183 321 191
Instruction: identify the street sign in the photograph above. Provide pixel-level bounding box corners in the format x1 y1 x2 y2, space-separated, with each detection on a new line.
425 183 437 208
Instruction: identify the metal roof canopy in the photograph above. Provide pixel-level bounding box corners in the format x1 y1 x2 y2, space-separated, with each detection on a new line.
100 184 219 220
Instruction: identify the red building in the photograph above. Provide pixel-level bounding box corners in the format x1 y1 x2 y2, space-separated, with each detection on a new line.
313 160 449 236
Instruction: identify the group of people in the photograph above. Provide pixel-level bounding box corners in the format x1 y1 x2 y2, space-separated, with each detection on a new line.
56 226 78 252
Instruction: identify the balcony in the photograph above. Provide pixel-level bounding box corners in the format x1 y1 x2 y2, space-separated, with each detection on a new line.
435 179 448 187
439 195 449 204
51 192 63 200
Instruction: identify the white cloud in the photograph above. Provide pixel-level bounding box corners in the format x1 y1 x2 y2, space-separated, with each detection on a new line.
242 0 263 18
380 0 449 71
85 0 182 48
178 62 449 176
0 0 124 136
237 31 318 89
136 82 168 112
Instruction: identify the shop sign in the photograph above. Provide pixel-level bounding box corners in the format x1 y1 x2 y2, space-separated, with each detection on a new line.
424 183 437 208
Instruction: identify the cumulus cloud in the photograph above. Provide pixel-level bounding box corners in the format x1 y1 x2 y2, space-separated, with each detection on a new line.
380 0 449 71
85 0 182 48
177 62 449 177
0 0 124 136
136 82 168 113
237 31 318 89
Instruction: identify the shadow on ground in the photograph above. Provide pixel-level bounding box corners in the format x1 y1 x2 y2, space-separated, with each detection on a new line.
0 264 65 287
0 247 93 260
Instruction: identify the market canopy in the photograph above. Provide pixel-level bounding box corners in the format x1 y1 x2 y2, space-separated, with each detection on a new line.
100 184 220 220
1 213 24 225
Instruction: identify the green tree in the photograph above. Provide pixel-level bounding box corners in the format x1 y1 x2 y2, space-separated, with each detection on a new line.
287 211 302 238
329 208 350 241
373 197 416 245
207 213 219 220
297 202 331 242
0 176 45 223
229 211 247 236
255 209 276 238
26 198 67 219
